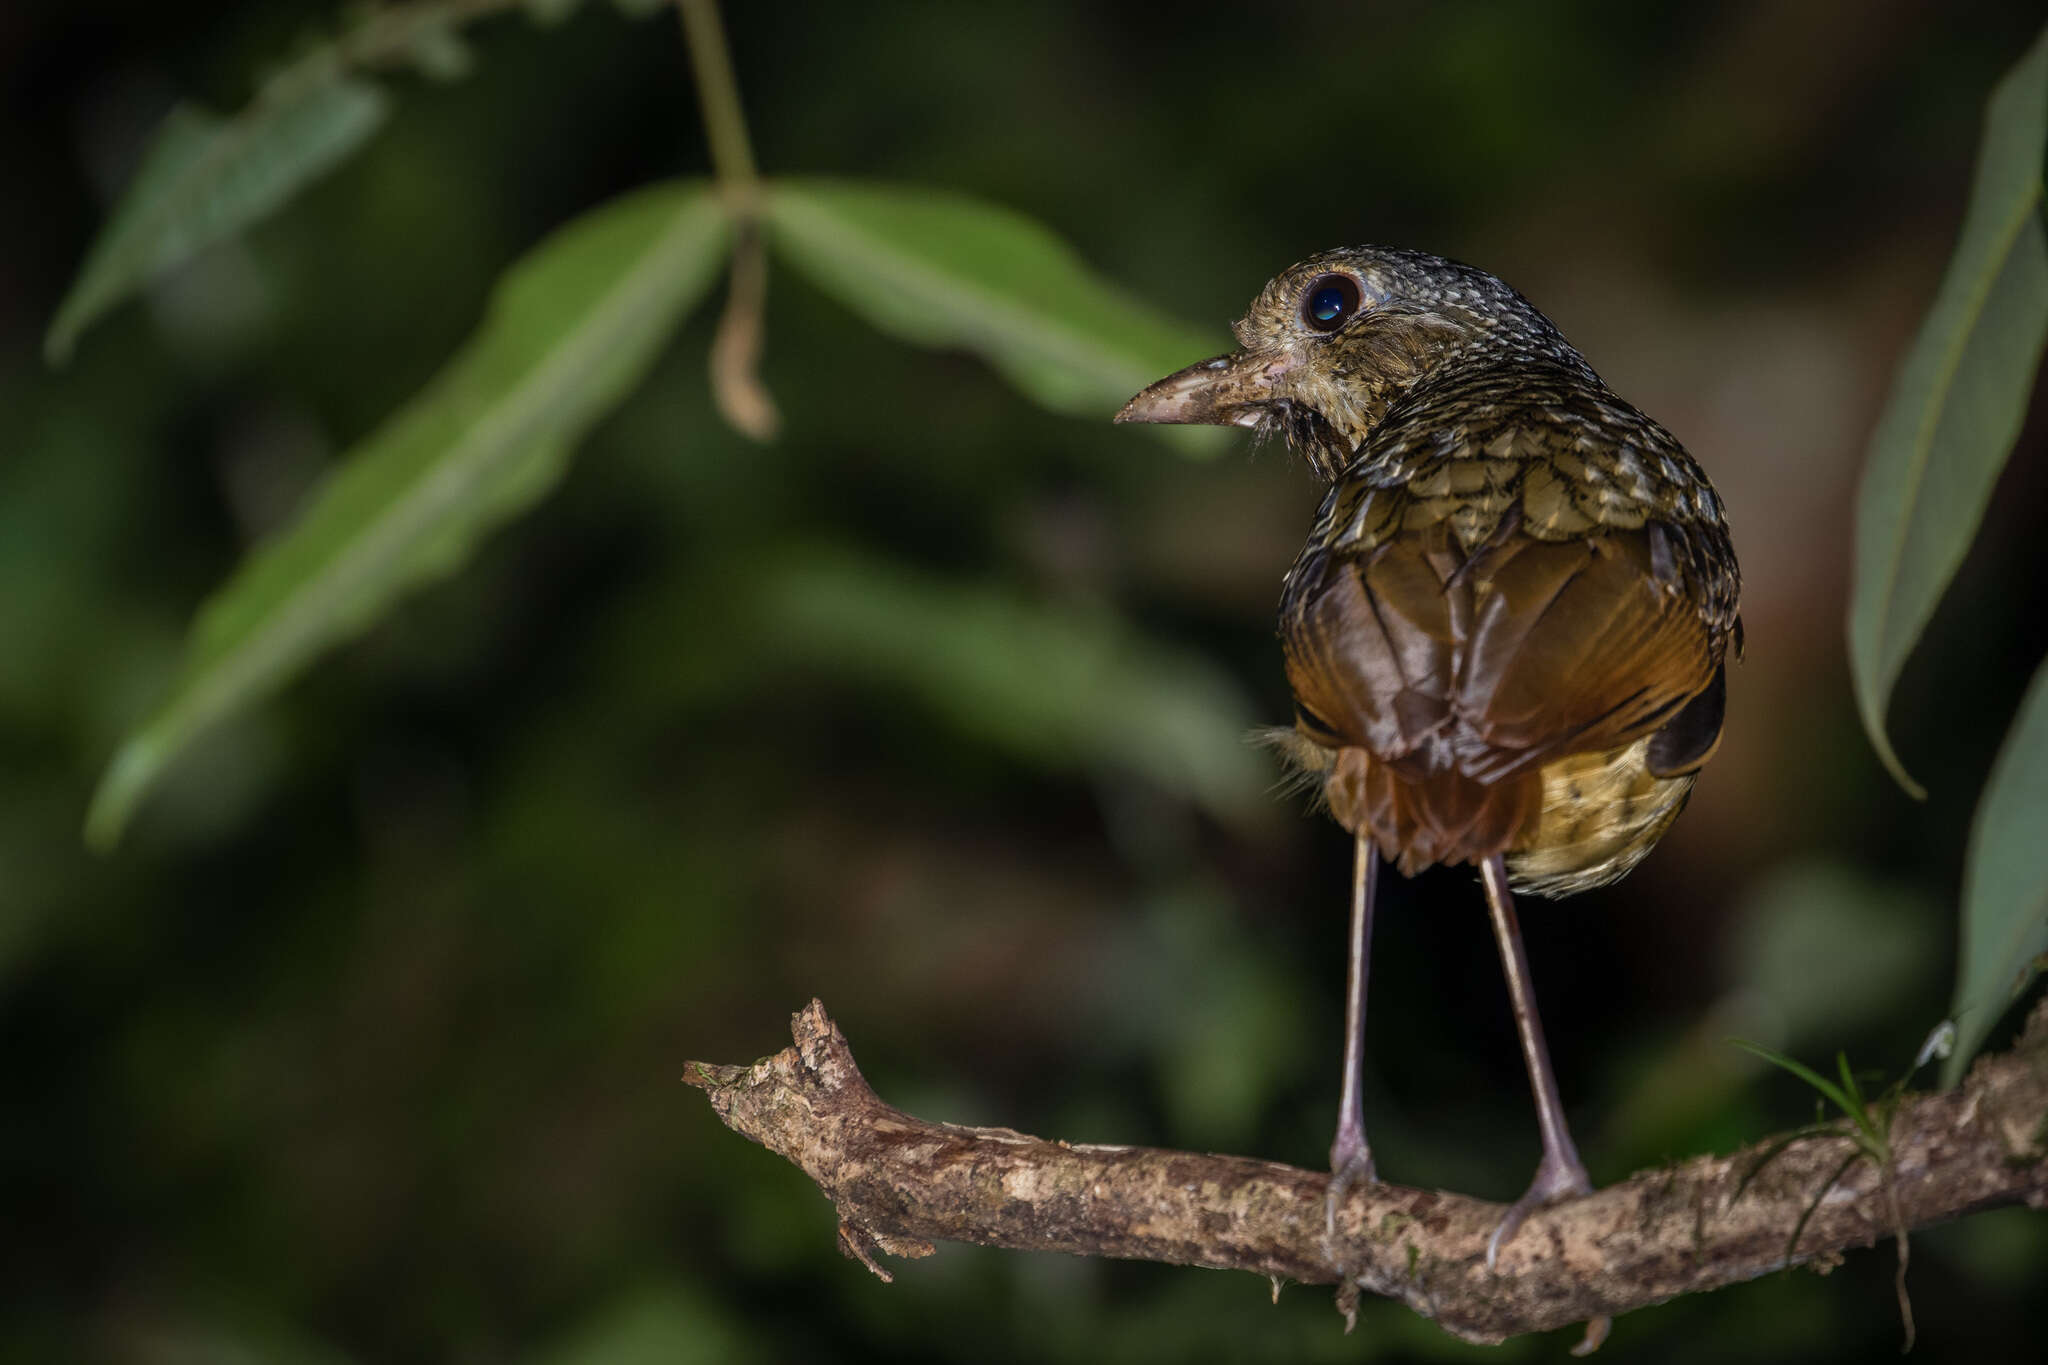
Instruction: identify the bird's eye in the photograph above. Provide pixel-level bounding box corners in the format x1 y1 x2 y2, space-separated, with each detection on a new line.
1301 274 1363 333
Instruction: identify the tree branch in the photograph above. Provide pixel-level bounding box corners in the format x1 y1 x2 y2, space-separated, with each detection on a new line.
686 998 2048 1346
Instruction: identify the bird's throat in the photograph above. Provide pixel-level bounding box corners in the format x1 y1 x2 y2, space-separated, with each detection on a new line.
1266 400 1354 482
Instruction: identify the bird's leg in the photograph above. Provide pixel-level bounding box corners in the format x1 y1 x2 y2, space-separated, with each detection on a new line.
1479 854 1593 1269
1325 829 1380 1243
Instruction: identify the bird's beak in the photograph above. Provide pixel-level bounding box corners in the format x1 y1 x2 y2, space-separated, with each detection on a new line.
1114 351 1292 427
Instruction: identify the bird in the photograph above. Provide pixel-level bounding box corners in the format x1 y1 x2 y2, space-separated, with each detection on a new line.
1115 247 1740 1266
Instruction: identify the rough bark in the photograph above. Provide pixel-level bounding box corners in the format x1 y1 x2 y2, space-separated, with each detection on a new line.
686 997 2048 1346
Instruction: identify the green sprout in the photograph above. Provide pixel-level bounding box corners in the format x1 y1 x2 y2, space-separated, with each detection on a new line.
1728 1041 1917 1352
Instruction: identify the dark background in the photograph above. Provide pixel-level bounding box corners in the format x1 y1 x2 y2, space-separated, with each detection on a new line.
5 1 2047 1360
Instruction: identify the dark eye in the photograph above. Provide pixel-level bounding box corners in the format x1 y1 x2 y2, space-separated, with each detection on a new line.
1301 274 1362 332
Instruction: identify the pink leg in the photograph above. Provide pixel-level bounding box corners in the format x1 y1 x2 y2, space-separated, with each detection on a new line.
1326 829 1379 1240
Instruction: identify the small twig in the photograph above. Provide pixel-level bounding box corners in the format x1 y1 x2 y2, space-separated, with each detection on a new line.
673 0 777 439
708 225 780 439
687 998 2048 1347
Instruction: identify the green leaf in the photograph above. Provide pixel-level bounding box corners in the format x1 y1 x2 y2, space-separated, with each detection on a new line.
85 182 729 849
1944 655 2048 1084
45 68 391 364
763 179 1227 450
1847 23 2048 797
753 545 1268 825
1728 1038 1859 1118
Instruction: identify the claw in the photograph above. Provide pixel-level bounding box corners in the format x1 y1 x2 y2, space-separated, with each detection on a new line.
1324 1145 1378 1245
1571 1315 1612 1355
1325 1150 1375 1334
1485 1149 1593 1270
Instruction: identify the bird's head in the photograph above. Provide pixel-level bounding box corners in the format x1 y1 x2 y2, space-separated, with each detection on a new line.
1116 247 1575 479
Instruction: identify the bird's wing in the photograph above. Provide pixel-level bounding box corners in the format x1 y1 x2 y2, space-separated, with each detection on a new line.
1281 519 1718 786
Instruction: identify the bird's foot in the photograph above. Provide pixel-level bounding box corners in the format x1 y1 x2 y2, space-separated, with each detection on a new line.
1485 1148 1593 1271
1324 1138 1379 1330
1323 1132 1378 1248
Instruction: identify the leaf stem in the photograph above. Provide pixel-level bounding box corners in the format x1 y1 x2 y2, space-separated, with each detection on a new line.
675 0 774 440
675 0 759 194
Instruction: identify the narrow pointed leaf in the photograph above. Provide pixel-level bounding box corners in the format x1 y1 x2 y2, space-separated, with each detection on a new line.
1943 655 2048 1084
85 182 728 849
1847 23 2048 796
1728 1038 1858 1117
763 179 1225 450
1836 1053 1864 1111
45 69 391 364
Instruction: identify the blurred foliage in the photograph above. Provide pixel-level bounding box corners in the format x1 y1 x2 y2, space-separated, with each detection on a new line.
1950 662 2048 1082
85 180 730 847
1848 23 2048 799
59 0 1230 844
1838 19 2047 1079
6 2 2048 1363
42 72 389 364
763 180 1224 448
751 545 1267 825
